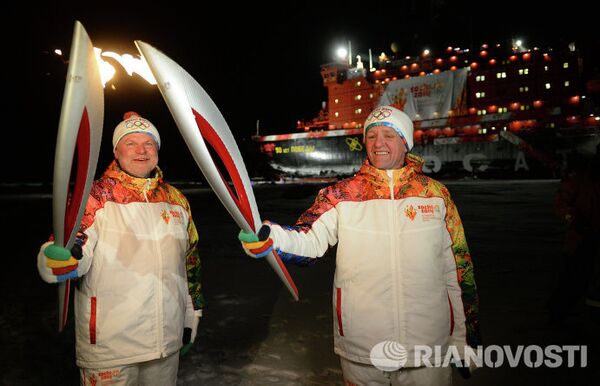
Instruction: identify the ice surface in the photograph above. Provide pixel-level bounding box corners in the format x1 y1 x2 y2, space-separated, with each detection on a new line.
2 180 598 385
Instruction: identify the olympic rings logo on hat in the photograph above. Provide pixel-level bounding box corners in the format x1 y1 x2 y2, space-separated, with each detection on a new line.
370 107 393 120
125 118 151 130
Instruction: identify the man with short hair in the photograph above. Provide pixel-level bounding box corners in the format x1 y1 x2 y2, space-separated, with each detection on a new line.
38 112 203 386
240 105 480 385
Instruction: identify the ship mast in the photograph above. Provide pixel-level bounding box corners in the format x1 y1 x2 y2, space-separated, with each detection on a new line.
348 41 352 66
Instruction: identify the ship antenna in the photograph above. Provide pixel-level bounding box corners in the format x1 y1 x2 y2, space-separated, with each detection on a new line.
348 41 352 66
256 119 260 136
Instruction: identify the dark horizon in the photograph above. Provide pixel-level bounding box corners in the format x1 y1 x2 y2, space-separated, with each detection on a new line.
5 1 598 183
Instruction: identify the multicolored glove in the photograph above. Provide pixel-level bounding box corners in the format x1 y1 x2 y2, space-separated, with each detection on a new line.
181 294 202 356
451 360 472 379
238 225 273 259
451 347 480 379
37 241 82 283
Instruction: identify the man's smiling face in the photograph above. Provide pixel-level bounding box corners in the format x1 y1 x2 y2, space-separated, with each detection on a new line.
365 125 407 170
114 133 159 178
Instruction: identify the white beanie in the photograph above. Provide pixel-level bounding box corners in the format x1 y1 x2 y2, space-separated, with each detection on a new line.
364 105 414 151
112 111 161 151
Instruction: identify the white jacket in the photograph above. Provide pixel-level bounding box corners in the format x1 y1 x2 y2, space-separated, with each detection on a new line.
39 161 202 368
268 155 480 366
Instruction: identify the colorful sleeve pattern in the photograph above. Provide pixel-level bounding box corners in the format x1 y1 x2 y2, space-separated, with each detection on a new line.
166 186 204 311
268 184 343 265
186 218 204 310
438 184 481 347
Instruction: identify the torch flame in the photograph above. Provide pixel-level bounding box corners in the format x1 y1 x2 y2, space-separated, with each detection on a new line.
100 51 157 86
54 46 157 88
94 48 116 87
72 48 157 87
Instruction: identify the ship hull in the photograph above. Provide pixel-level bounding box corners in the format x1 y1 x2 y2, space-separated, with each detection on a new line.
255 129 600 180
255 129 366 179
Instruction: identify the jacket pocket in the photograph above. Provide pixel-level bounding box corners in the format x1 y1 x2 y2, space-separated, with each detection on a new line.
447 293 454 336
336 287 344 336
90 297 97 344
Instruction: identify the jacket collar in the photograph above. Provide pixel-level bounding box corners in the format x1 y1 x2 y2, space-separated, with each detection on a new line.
358 153 425 185
103 160 163 191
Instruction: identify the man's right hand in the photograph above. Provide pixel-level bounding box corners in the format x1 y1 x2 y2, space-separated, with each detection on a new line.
37 241 82 283
238 225 273 259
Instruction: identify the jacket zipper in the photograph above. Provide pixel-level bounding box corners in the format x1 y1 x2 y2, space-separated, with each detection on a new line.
148 178 165 356
142 177 164 355
143 178 151 202
387 171 403 344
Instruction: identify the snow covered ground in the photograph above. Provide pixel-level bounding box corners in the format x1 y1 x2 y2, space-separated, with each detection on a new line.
2 180 598 385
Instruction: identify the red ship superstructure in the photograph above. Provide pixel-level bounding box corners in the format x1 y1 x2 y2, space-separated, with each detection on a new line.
255 40 600 180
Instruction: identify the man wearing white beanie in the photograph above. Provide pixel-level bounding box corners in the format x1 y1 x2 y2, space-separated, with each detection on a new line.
111 111 162 178
38 112 203 385
240 105 480 385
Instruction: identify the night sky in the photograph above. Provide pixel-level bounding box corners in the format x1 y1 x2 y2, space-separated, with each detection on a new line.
4 1 598 183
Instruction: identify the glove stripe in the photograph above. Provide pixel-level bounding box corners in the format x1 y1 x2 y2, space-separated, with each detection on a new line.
248 239 274 254
52 264 79 275
254 249 273 258
56 270 79 282
244 240 269 250
46 256 78 269
180 343 193 356
44 244 72 261
238 230 259 243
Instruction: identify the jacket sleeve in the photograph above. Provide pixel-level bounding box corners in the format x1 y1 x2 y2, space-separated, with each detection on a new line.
268 187 339 265
442 187 481 352
186 215 204 311
73 192 103 278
